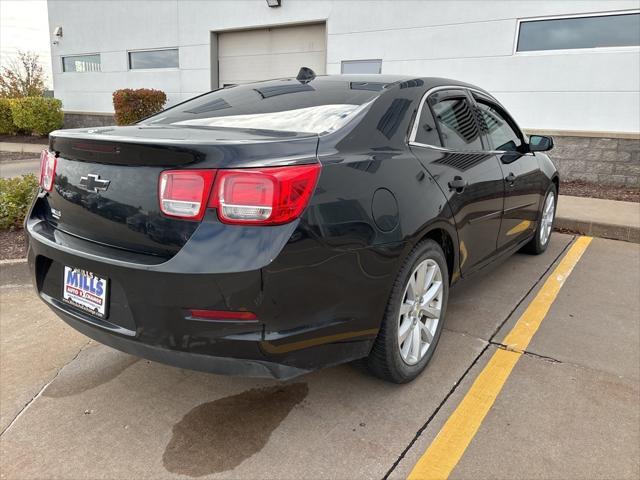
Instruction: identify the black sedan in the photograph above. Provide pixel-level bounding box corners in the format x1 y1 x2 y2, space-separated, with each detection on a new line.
26 70 557 383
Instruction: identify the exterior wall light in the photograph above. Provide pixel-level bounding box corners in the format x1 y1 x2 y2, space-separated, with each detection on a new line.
266 0 281 7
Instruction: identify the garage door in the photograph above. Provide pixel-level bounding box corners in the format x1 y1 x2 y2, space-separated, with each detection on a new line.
217 23 326 87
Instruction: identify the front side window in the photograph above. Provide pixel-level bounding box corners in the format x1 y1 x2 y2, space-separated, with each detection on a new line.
517 13 640 52
431 97 482 151
129 49 179 70
475 101 523 152
62 54 101 72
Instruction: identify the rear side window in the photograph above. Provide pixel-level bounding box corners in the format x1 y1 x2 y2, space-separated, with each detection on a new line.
414 102 441 146
431 97 482 151
475 101 523 152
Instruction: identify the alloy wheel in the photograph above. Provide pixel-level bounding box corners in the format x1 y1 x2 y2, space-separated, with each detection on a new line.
540 192 555 246
397 259 444 365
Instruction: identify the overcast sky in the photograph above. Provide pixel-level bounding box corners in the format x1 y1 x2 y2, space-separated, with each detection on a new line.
0 0 52 88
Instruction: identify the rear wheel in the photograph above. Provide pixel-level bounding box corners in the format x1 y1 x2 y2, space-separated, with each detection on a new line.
367 239 448 383
522 185 557 255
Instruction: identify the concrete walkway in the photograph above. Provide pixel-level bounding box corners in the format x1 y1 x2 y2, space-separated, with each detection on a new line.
556 195 640 243
0 142 46 154
0 158 40 178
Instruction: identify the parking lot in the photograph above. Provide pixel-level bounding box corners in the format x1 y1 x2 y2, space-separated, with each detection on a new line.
1 233 638 479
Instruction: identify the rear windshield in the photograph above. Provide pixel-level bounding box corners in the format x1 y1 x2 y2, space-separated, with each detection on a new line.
143 79 383 134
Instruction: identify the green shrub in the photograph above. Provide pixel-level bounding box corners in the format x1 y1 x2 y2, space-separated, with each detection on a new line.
0 174 39 229
0 98 18 134
113 88 167 125
11 97 64 135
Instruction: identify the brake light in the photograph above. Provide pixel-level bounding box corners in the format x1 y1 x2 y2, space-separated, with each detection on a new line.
39 150 57 192
209 164 320 225
158 170 216 220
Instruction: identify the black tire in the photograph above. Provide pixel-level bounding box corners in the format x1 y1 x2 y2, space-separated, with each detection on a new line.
521 184 557 255
367 239 449 383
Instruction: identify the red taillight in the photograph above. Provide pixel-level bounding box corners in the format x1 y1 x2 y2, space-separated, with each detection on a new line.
39 150 57 192
188 309 258 322
158 170 216 220
209 164 320 225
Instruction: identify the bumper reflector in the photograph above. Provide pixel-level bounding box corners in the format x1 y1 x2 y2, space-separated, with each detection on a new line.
188 309 258 322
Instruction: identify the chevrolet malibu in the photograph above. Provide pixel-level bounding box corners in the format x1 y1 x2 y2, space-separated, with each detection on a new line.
26 70 557 383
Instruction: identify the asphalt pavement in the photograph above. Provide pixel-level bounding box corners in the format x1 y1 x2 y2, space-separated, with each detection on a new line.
0 234 638 479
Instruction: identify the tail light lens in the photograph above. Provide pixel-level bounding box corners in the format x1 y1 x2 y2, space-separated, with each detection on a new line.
39 150 57 192
209 164 320 225
159 170 216 220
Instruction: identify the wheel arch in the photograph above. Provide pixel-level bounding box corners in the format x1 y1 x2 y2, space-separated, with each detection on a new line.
414 222 460 285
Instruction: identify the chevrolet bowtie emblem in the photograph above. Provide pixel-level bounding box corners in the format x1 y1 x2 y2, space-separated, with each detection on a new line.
79 174 110 193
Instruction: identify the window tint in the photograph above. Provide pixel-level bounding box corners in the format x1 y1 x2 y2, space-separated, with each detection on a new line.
341 59 382 74
129 49 179 69
144 79 381 134
431 98 482 151
475 101 522 152
62 54 101 72
414 102 441 146
517 13 640 52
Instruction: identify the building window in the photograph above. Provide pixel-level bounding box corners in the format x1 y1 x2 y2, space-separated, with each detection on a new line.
517 12 640 52
341 59 382 74
129 49 179 70
62 54 101 72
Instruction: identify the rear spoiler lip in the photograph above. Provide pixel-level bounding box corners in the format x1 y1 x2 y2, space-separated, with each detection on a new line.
48 131 320 169
48 128 318 147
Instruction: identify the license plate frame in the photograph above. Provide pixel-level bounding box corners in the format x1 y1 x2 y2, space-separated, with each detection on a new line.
62 266 109 319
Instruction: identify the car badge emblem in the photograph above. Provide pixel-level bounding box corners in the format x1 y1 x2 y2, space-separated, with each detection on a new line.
79 174 110 193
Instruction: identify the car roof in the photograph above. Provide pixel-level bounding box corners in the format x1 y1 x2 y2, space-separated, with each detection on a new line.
259 74 492 98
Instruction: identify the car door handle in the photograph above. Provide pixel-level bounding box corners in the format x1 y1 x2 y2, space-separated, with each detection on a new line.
505 172 516 184
448 176 467 192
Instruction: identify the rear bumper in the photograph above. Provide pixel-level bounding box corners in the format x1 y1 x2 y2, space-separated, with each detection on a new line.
26 205 383 378
45 294 308 379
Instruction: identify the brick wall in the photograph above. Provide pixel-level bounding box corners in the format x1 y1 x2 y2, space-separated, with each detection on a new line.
63 113 115 129
549 136 640 187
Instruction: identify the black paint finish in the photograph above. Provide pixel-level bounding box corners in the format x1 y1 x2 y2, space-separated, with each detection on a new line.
26 75 557 378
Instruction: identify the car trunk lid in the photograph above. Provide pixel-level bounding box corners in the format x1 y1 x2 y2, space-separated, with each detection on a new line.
45 126 318 257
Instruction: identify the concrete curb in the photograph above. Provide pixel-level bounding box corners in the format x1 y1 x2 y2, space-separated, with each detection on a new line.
555 217 640 243
0 142 46 154
0 258 28 265
555 195 639 244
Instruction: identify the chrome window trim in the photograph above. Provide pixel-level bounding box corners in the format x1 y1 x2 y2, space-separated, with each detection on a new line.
408 140 534 156
408 141 450 152
409 85 533 155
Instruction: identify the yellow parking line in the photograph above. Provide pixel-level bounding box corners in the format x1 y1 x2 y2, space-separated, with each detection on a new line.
407 236 593 480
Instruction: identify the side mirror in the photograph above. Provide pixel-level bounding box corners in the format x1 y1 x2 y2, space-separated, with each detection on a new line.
528 135 554 152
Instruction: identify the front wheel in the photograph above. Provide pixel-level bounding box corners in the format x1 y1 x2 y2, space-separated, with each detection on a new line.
367 239 449 383
522 185 557 255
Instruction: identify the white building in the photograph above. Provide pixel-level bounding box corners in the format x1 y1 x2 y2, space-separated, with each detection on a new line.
47 0 639 138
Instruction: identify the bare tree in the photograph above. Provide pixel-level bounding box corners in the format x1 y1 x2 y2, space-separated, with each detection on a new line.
0 51 46 98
